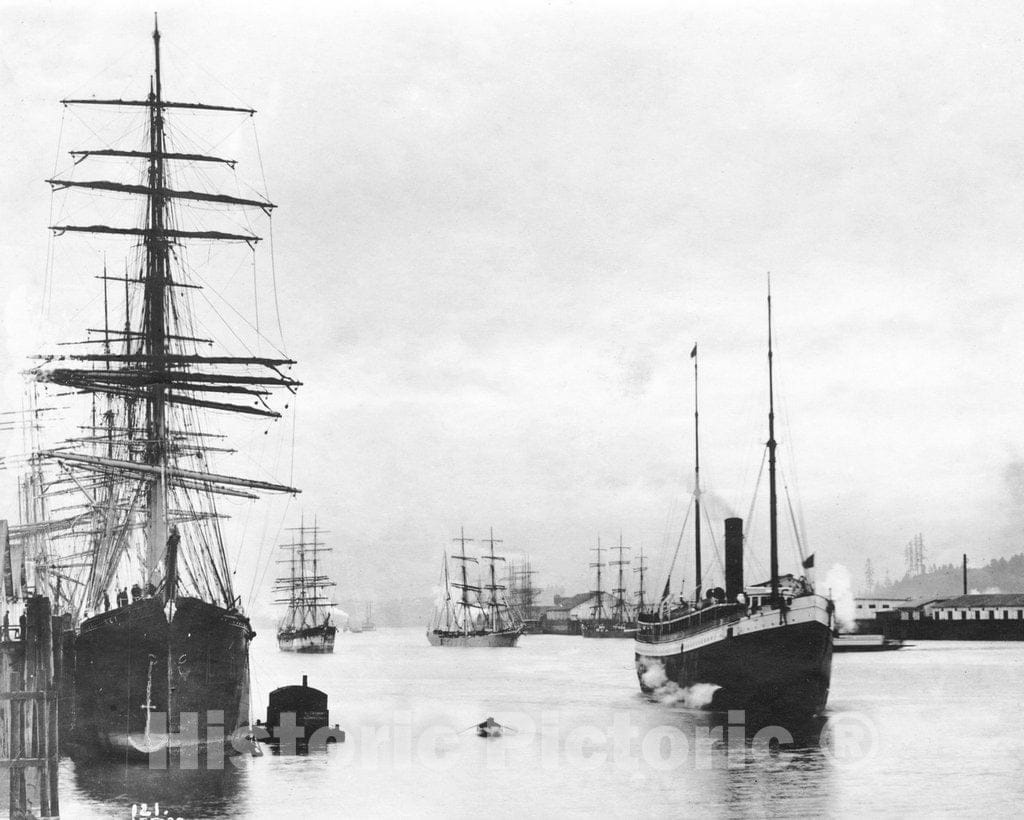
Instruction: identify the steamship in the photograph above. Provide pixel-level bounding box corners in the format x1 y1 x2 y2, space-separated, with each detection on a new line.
30 18 299 758
634 292 834 717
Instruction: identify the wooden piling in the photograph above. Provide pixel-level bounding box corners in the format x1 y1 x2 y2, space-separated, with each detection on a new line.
1 596 60 819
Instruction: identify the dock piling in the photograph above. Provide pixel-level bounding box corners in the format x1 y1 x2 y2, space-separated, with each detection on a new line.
1 595 60 819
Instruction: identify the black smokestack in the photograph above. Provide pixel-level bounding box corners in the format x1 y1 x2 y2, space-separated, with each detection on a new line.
725 518 744 602
963 554 968 596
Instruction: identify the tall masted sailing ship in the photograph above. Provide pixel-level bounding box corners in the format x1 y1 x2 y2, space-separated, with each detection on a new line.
360 602 376 632
30 19 299 758
507 556 542 634
634 292 834 718
580 535 637 639
274 520 337 653
428 528 524 647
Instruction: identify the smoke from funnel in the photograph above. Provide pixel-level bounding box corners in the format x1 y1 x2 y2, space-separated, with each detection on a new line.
823 564 856 632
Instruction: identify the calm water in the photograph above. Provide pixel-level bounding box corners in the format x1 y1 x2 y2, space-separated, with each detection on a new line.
58 630 1024 818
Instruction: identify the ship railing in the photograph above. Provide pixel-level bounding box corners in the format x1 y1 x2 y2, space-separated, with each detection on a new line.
635 602 745 641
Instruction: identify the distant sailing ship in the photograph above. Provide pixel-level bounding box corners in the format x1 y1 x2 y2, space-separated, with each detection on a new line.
274 519 337 653
428 528 524 647
507 556 542 633
24 18 300 758
634 546 648 614
360 602 376 632
634 289 834 717
581 535 637 638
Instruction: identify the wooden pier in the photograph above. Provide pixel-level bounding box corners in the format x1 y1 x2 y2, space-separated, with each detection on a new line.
0 596 60 819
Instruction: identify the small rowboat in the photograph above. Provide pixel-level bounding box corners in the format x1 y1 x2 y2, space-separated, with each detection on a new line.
476 717 503 738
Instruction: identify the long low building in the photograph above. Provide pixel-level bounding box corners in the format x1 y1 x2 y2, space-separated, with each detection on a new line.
871 594 1024 640
854 597 910 632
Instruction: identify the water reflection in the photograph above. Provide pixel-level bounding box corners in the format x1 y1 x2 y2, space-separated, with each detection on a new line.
631 697 841 815
640 690 835 752
702 708 830 748
67 757 249 819
59 630 1008 817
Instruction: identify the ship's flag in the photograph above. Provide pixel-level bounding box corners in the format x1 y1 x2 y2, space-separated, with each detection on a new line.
690 344 697 358
802 554 815 569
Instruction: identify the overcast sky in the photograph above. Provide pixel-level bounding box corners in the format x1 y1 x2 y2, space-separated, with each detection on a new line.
3 1 1024 609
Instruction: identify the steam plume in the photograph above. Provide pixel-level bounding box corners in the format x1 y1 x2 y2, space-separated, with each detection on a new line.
824 564 856 632
641 661 720 708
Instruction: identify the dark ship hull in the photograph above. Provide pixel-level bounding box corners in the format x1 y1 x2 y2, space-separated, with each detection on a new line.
635 595 833 717
632 294 834 719
426 628 522 647
278 624 337 653
70 596 253 760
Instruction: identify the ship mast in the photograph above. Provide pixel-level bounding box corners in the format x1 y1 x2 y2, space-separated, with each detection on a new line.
39 18 301 617
450 527 478 634
692 342 701 603
274 516 335 628
480 528 507 631
290 520 298 622
767 278 780 605
311 517 318 622
633 546 647 612
299 518 307 620
590 537 606 620
610 533 630 625
144 15 170 585
517 557 538 620
440 551 452 630
524 558 538 614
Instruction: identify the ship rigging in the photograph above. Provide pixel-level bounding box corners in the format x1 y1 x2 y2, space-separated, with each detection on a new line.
274 518 337 653
23 16 300 757
634 285 833 718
